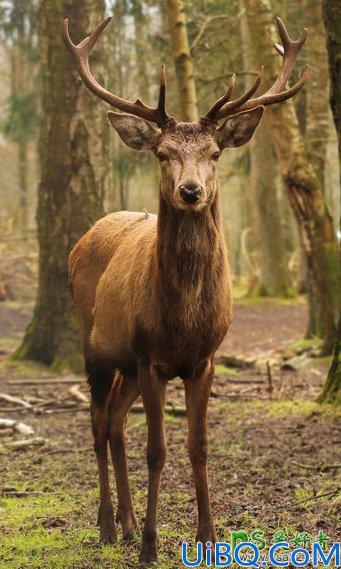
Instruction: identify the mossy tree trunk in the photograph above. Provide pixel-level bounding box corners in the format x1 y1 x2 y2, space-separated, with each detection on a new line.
244 0 340 354
319 0 341 403
15 0 109 372
166 0 198 122
318 315 341 404
303 0 331 337
323 0 341 170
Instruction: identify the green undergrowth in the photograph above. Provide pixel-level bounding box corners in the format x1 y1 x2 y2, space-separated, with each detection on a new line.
214 398 341 421
214 363 239 376
1 397 339 568
0 358 54 378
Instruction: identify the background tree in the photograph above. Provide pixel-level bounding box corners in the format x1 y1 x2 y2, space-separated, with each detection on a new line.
166 0 198 121
318 0 341 404
14 0 109 371
0 0 39 235
243 0 340 353
241 13 290 297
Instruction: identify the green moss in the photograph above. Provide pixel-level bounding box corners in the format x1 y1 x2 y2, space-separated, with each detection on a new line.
214 364 239 377
252 399 341 419
0 358 52 378
290 336 322 352
52 349 84 374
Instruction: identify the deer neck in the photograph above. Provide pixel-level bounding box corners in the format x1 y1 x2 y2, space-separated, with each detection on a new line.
155 181 227 305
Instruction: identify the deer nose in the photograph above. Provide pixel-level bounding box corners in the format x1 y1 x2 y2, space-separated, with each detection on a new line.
179 184 203 204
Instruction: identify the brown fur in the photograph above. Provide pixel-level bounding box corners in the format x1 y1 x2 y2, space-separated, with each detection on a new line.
69 123 239 562
65 14 307 560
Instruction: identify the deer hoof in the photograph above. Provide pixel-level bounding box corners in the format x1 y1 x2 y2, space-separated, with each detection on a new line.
139 536 158 564
98 505 117 544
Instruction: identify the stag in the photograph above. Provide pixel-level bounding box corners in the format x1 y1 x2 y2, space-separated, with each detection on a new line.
64 17 307 563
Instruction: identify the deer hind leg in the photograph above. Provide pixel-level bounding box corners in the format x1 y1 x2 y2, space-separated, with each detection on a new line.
109 372 140 541
85 357 117 544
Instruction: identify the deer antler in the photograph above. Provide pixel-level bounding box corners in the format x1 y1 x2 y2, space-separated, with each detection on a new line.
63 17 174 128
202 17 308 123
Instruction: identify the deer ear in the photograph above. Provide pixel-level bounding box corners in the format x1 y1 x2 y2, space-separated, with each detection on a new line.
215 106 264 149
107 112 162 150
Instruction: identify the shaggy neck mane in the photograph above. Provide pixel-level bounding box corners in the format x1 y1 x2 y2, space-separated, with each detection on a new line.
155 182 227 323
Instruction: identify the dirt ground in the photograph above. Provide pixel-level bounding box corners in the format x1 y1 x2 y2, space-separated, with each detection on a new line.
0 298 340 568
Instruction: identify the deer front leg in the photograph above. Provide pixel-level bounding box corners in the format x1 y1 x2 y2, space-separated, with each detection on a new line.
184 362 216 546
138 361 167 564
86 358 117 544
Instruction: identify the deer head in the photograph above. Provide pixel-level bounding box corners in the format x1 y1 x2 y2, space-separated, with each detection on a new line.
63 17 308 211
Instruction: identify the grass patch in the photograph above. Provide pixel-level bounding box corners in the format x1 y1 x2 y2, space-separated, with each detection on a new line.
0 358 53 378
215 363 239 377
290 336 322 353
252 399 341 419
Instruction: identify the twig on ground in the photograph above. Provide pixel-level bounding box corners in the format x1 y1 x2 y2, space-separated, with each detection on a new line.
278 488 341 510
47 445 93 455
266 361 273 399
4 437 47 450
9 378 83 386
0 406 27 412
0 393 32 409
0 419 34 435
68 385 89 404
292 460 341 473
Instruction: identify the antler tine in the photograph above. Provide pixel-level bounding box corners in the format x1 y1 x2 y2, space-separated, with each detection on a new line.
216 68 263 120
63 18 174 127
202 69 262 123
204 73 236 122
156 64 171 124
202 17 308 122
268 17 308 94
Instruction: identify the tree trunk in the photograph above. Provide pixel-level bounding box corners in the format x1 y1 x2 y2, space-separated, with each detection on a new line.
14 0 108 371
166 0 198 121
241 13 290 297
319 0 341 402
306 0 330 188
243 0 340 353
250 119 291 296
18 138 29 235
131 0 149 102
318 315 341 404
323 0 341 170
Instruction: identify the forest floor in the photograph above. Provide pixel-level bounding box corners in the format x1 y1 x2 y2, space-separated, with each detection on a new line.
0 298 340 569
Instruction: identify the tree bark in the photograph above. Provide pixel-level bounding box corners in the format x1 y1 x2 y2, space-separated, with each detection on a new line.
241 13 290 296
323 0 341 172
243 0 340 353
18 138 29 235
131 0 149 102
318 314 341 404
14 0 108 371
166 0 198 121
250 119 291 296
319 0 341 403
306 0 330 188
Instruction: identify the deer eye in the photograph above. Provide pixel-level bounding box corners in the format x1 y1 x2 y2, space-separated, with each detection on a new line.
157 152 167 162
211 152 220 161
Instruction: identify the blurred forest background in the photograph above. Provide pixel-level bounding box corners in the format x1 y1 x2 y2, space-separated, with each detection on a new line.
0 0 340 397
0 1 340 567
